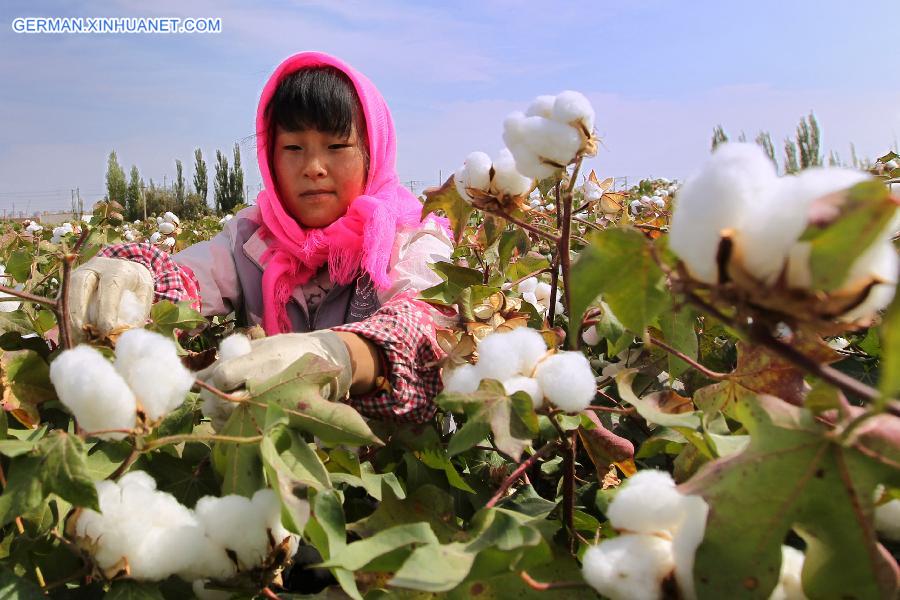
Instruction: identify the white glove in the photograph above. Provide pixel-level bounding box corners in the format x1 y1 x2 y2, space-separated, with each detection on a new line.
197 330 352 402
67 256 155 339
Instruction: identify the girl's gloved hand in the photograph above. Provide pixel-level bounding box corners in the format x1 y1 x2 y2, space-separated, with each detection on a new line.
67 256 155 340
196 330 353 402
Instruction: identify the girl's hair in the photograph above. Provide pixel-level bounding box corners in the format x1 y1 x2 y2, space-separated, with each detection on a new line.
264 66 370 172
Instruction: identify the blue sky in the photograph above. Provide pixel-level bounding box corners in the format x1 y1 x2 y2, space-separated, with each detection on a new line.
1 0 898 214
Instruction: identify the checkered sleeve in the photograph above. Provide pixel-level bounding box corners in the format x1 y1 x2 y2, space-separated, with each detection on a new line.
98 243 202 311
332 293 444 423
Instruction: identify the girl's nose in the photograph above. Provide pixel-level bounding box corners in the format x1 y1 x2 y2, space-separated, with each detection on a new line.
303 155 327 179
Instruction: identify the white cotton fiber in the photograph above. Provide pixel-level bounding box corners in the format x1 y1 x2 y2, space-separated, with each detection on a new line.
672 495 710 600
114 328 195 421
875 497 900 542
525 95 555 119
517 277 539 295
442 363 482 394
49 345 137 439
252 488 302 557
669 143 777 283
768 546 807 600
117 289 148 328
551 90 595 132
491 148 533 198
503 375 544 409
476 331 526 382
534 351 596 412
218 333 253 361
194 494 270 570
158 222 176 235
837 238 898 322
455 151 493 202
607 470 688 534
581 534 675 600
518 115 583 166
506 327 549 375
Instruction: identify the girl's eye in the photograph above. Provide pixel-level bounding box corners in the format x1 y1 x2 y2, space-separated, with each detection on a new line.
329 143 352 150
284 145 302 151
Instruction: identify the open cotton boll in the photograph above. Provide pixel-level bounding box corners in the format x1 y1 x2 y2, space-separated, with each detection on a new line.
768 546 807 600
442 363 482 394
672 495 710 600
114 328 195 421
534 351 596 412
252 488 302 557
739 167 871 284
534 281 552 302
509 143 558 181
476 331 527 382
669 143 777 284
454 151 493 201
218 333 253 361
195 494 271 570
505 326 549 374
551 90 595 132
582 179 603 203
837 238 898 322
149 231 162 244
517 115 583 166
607 470 689 534
582 534 676 600
117 289 148 328
503 375 544 408
163 211 180 225
875 497 900 541
582 325 601 346
525 95 555 119
49 345 137 439
158 221 176 234
162 237 176 249
491 148 533 197
517 277 539 295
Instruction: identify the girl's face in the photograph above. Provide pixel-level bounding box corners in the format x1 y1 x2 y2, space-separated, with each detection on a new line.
272 124 367 228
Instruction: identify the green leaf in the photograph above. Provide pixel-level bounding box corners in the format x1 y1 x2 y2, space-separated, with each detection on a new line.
421 176 474 244
437 381 539 461
211 404 264 497
35 431 98 511
682 395 900 599
879 291 900 400
148 300 205 337
658 305 698 378
389 541 476 592
419 262 485 307
593 301 631 356
0 566 43 599
104 579 166 600
306 489 363 600
569 227 667 339
802 181 897 291
247 354 382 447
506 254 550 282
319 522 439 571
5 251 33 283
0 456 44 526
417 446 476 493
1 350 56 428
261 425 329 534
0 311 37 336
350 483 461 544
498 228 530 272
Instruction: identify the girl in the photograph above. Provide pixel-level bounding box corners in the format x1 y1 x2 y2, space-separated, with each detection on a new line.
68 51 453 423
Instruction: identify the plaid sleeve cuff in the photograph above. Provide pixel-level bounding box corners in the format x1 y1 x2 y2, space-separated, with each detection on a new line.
332 293 444 423
98 243 201 311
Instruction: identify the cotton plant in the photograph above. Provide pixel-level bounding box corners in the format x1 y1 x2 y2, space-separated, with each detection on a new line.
669 142 898 324
502 91 597 180
517 276 564 319
51 222 76 244
442 327 596 412
74 471 299 584
24 221 43 235
151 211 181 249
49 328 195 438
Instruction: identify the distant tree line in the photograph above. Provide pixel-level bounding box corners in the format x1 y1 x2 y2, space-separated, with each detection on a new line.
711 112 870 175
104 144 246 221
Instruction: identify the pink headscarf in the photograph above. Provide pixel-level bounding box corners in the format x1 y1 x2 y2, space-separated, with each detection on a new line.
255 52 428 335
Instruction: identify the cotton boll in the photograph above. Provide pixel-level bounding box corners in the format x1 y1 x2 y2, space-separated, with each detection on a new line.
521 291 539 310
652 196 666 209
582 325 600 346
442 363 482 394
149 231 162 244
607 470 689 534
551 90 595 132
124 230 136 242
534 281 552 302
525 95 555 119
114 328 195 421
454 151 493 201
534 351 596 412
49 345 137 439
491 148 533 197
517 277 539 295
503 375 544 408
118 469 158 491
519 116 583 166
837 239 898 322
582 179 603 203
875 497 900 541
505 326 549 374
218 333 253 361
156 216 164 225
252 488 302 557
669 143 777 284
158 221 176 235
162 237 176 249
672 495 710 600
476 331 526 382
582 534 676 600
768 546 807 600
195 494 270 570
163 211 180 225
739 167 871 284
117 289 148 328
